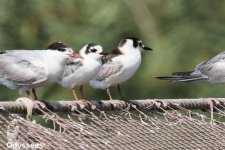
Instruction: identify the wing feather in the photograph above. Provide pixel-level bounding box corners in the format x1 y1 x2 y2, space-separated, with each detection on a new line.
94 61 123 81
61 58 83 78
0 55 46 86
194 52 225 79
94 48 123 81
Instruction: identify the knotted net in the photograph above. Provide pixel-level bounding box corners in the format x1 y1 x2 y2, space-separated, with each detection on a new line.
0 98 225 150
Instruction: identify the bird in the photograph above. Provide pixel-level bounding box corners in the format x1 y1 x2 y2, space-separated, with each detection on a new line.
58 43 105 100
156 50 225 83
90 37 152 100
0 41 79 100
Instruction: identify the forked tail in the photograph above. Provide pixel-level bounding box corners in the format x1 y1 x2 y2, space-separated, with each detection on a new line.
156 71 206 82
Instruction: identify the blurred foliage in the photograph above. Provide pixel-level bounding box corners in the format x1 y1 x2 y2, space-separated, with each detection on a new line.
1 0 225 101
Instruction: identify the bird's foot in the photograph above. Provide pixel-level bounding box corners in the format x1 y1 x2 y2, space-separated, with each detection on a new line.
34 100 46 109
77 99 96 110
28 95 34 101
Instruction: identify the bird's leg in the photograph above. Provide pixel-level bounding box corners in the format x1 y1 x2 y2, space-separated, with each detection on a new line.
31 88 38 100
26 89 45 109
77 86 93 108
72 88 79 100
107 88 113 100
79 85 85 99
117 84 125 100
26 90 33 100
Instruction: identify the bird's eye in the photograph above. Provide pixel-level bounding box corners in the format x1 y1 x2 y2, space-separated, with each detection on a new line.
58 48 66 52
138 42 143 47
90 49 97 52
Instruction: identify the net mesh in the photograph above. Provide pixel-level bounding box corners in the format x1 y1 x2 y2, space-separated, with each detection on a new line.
1 100 225 150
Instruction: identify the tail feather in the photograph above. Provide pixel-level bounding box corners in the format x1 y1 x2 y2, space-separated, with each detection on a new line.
171 71 193 77
156 76 205 82
156 76 183 81
156 71 207 82
172 77 206 82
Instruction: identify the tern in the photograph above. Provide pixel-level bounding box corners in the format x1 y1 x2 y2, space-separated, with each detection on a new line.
0 41 78 100
157 50 225 84
58 43 105 100
90 37 152 100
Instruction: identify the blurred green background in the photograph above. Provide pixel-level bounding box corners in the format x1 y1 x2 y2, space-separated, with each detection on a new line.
1 0 225 101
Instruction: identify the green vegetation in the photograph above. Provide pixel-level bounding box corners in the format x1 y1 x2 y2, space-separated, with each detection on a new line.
1 0 225 101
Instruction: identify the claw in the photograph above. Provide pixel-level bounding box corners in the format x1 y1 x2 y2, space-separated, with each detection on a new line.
78 99 96 110
34 100 46 109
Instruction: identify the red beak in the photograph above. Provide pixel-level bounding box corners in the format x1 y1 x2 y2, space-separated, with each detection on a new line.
68 52 81 58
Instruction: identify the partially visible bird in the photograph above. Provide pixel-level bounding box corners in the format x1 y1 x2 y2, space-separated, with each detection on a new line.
90 37 152 100
0 41 78 100
156 50 225 83
58 43 105 100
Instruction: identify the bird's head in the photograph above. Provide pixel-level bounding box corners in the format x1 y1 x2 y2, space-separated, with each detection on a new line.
79 43 105 60
118 37 153 54
46 41 80 58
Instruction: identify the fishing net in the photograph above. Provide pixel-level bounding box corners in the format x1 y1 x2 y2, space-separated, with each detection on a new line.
0 98 225 150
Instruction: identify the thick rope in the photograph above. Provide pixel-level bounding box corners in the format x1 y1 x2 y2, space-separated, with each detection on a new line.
0 98 224 114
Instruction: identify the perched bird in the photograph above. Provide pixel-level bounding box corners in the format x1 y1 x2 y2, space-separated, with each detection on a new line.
90 37 152 100
156 51 225 83
58 43 105 100
0 42 78 100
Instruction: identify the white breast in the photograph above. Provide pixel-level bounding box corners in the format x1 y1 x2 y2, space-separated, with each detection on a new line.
109 52 141 85
91 51 142 90
60 59 102 89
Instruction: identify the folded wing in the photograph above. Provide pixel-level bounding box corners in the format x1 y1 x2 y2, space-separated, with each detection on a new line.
94 61 123 81
0 54 46 86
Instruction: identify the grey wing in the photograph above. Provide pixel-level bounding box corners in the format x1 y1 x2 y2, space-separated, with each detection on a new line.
194 52 225 79
0 56 46 85
95 61 123 81
61 58 83 78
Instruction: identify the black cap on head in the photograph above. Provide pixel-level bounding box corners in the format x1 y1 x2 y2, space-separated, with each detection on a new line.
127 37 141 48
118 37 140 48
127 37 153 51
46 41 68 52
85 43 98 54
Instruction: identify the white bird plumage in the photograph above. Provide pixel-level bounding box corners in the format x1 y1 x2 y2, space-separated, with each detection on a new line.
58 43 104 100
0 41 77 100
90 37 152 100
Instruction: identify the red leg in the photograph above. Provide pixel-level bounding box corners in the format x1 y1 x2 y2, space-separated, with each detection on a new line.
80 85 85 99
72 88 79 100
107 88 113 100
26 90 33 100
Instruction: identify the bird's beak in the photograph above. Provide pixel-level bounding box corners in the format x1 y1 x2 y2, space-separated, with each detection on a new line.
68 52 81 58
99 52 108 55
143 46 153 51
